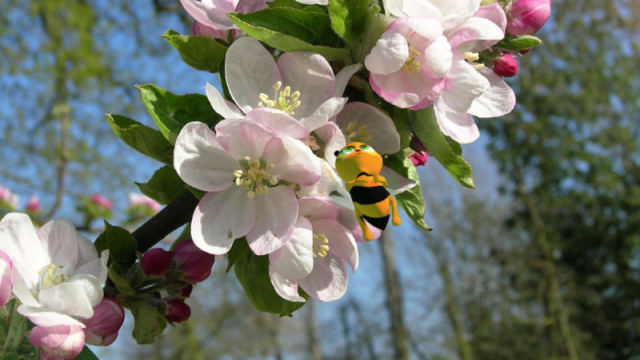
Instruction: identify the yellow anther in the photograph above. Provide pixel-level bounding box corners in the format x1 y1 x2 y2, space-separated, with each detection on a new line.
258 82 302 115
401 46 422 73
463 52 480 62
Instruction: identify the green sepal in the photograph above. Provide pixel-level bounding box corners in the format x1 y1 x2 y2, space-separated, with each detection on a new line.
95 222 138 266
228 9 349 61
495 35 543 52
128 300 167 345
74 346 100 360
328 0 369 42
136 165 188 205
108 263 136 296
384 150 431 231
226 237 251 273
234 252 308 316
106 114 174 165
137 84 224 144
410 108 475 189
162 29 228 73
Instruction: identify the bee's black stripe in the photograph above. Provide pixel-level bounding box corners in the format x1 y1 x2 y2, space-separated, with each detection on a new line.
362 214 390 231
357 172 370 178
349 186 390 205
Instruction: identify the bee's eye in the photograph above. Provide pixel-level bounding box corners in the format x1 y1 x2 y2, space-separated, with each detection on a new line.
339 146 355 157
360 144 375 152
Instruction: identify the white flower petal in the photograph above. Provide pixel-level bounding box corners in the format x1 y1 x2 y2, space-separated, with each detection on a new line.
269 217 314 280
448 17 504 53
334 102 400 155
244 108 310 139
73 251 109 289
434 106 480 144
0 213 48 287
269 267 306 302
206 82 244 118
214 119 275 159
439 58 489 113
12 276 41 307
380 166 416 195
226 37 282 113
314 122 346 168
299 253 348 302
278 52 336 119
37 219 80 271
37 281 96 320
333 64 362 97
264 136 321 186
17 305 85 327
300 97 347 132
365 31 409 75
174 122 238 192
312 219 359 272
246 186 298 255
422 35 452 78
191 187 256 255
468 66 516 118
296 160 342 198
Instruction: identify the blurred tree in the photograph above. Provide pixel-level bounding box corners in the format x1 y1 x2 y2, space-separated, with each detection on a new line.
482 0 640 358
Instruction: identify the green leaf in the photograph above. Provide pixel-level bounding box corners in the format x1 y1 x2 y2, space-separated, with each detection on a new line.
0 353 19 360
106 114 174 165
3 300 26 354
234 252 308 315
136 165 187 205
74 346 100 360
137 84 224 144
495 35 543 51
95 222 138 266
162 29 228 73
410 108 475 189
108 263 136 295
269 0 326 12
384 151 431 231
328 0 369 42
229 9 349 61
393 108 413 151
128 301 167 345
226 237 251 272
445 136 462 156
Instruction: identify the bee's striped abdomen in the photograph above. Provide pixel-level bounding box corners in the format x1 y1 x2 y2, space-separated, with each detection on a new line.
349 186 390 205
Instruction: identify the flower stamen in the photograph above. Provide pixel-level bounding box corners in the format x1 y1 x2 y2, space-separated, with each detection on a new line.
401 46 421 73
257 81 302 115
233 156 279 198
312 233 330 258
36 264 70 292
343 121 372 143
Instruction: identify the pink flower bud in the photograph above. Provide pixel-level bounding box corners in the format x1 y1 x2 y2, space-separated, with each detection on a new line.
507 0 551 36
29 325 85 360
172 239 215 283
26 196 42 213
0 185 19 210
409 151 428 167
178 284 194 299
0 250 13 307
82 298 125 346
128 193 161 213
164 298 191 324
90 194 113 211
492 52 519 77
141 248 172 276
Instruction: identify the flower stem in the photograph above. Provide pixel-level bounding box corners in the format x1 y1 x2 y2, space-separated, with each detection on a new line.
131 191 199 252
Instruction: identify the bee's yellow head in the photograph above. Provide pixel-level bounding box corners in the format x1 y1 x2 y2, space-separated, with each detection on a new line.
334 142 383 182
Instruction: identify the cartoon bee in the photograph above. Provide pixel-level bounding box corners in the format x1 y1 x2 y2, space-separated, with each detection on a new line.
334 142 402 241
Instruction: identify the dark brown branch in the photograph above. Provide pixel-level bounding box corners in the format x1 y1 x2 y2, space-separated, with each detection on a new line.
132 190 199 252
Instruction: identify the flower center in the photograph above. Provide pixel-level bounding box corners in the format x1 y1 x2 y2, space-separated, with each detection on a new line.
401 46 421 73
312 233 329 258
463 52 479 62
343 121 372 143
36 264 69 292
258 81 302 115
234 156 278 199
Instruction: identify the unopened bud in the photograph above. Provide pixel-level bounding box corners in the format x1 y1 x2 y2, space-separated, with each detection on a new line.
141 248 172 276
492 52 519 77
165 298 191 323
29 325 85 360
82 298 125 346
507 0 552 36
409 151 428 167
172 239 216 283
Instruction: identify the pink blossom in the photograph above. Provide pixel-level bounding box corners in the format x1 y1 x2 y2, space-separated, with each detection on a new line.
128 193 161 213
82 298 125 346
172 239 216 283
141 248 172 276
26 196 42 213
180 0 269 30
507 0 552 36
0 185 19 210
165 298 191 323
193 20 240 41
492 52 518 77
0 250 12 307
90 194 113 211
29 325 85 360
409 151 428 166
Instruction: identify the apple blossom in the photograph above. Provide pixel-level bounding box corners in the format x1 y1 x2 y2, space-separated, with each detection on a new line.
0 249 12 306
90 194 112 211
26 195 42 213
507 0 552 36
0 213 109 327
269 196 359 302
141 248 172 276
206 37 359 132
172 239 216 283
29 325 85 360
165 298 191 323
128 193 161 213
180 0 269 31
174 120 321 256
82 298 125 346
0 185 19 210
493 52 519 77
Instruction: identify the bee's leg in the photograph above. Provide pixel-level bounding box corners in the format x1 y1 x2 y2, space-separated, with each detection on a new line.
389 195 402 226
355 207 374 241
